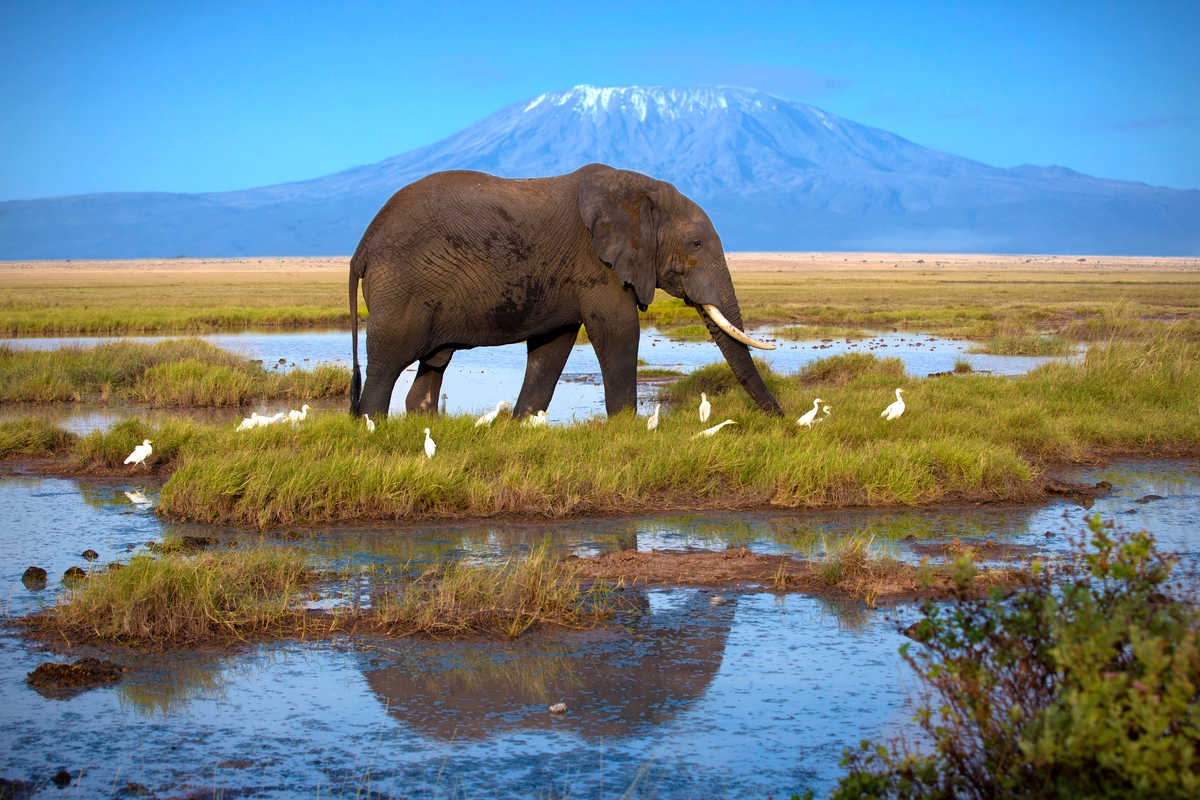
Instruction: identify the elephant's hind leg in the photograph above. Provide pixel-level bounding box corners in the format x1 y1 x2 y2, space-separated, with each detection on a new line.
406 348 454 414
360 322 429 417
514 323 580 418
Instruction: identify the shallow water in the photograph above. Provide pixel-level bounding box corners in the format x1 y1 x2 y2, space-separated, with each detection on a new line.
0 459 1195 797
3 327 1068 430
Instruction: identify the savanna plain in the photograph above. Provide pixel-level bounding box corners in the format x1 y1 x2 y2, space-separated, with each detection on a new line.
1 253 1198 798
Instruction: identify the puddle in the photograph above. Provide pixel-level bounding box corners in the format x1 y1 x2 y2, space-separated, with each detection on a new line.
1 459 1194 796
3 327 1071 431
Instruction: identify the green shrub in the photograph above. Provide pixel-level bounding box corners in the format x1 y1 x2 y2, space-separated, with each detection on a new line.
831 515 1200 799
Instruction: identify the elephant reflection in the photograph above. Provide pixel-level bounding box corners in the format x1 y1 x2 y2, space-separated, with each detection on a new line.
362 589 735 740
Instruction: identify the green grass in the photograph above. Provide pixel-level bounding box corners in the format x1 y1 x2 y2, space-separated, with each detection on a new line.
41 548 312 647
27 543 622 647
0 417 76 458
373 543 620 638
0 339 348 405
6 334 1197 527
970 333 1074 356
773 324 871 340
662 323 712 341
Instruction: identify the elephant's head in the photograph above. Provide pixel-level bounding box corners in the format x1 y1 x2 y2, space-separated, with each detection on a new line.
578 164 784 415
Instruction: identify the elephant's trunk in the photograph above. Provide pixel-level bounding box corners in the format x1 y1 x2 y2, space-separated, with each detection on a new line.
695 300 784 417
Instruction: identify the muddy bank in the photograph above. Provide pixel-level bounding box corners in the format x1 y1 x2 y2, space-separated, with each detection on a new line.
569 547 1028 604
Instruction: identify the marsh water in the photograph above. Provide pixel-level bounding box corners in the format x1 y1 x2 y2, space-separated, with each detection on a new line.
3 329 1193 797
2 327 1066 430
1 459 1197 798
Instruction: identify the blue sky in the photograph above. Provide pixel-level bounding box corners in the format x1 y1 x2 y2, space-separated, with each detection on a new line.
1 0 1197 200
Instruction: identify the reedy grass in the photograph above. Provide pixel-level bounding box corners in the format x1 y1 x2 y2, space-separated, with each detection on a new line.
43 548 312 647
0 339 348 405
7 334 1197 527
970 332 1073 356
0 417 76 457
28 543 622 647
373 543 619 638
773 324 871 340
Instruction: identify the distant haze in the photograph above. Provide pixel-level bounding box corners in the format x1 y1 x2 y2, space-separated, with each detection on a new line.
1 85 1197 258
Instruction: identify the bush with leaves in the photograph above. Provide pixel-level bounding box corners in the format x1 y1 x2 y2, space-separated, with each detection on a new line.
831 514 1199 799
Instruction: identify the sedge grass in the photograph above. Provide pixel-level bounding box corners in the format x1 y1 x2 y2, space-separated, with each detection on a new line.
0 417 76 457
374 543 619 638
0 339 348 405
7 334 1197 527
43 548 312 647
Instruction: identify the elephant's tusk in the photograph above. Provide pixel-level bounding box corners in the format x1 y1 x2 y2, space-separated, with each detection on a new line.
701 304 776 350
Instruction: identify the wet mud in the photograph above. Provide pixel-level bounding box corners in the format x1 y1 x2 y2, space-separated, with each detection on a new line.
26 657 124 697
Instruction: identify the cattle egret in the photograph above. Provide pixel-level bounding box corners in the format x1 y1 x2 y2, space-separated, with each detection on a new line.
698 392 711 423
647 402 661 431
691 419 737 439
123 439 153 469
881 388 906 421
265 411 287 426
523 410 550 428
124 490 151 506
423 427 436 459
363 415 376 433
796 398 824 428
474 401 512 427
816 405 832 424
236 412 265 432
287 404 311 424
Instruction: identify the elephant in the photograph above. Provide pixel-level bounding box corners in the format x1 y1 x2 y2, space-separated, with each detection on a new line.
348 163 784 419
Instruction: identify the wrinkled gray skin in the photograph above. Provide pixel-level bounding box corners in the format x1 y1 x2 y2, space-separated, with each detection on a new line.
349 163 783 419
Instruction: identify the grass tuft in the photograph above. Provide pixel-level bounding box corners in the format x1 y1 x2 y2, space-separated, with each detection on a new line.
43 548 312 647
374 543 620 638
0 417 77 458
0 339 348 406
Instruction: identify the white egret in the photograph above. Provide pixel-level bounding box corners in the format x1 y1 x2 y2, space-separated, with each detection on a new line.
123 439 153 469
265 411 287 426
287 404 311 425
881 388 906 421
423 428 436 459
474 401 512 428
698 392 711 423
691 419 737 439
646 402 661 431
236 412 264 432
523 410 549 428
124 490 152 506
815 405 832 424
795 398 824 428
363 415 376 433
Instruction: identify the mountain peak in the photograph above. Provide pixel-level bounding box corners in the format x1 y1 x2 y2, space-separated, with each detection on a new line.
519 84 786 122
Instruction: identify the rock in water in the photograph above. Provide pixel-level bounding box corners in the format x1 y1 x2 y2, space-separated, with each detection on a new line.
22 566 47 590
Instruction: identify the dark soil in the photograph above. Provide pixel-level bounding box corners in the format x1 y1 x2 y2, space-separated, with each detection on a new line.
26 657 124 696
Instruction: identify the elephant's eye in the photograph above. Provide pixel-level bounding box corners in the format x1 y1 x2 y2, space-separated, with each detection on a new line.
692 239 703 249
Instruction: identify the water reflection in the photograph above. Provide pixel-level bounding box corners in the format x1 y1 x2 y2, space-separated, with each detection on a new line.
364 589 734 742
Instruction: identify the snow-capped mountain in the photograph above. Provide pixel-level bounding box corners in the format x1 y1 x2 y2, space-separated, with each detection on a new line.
2 85 1197 257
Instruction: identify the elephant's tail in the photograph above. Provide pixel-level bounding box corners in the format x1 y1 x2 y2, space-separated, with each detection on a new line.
349 253 363 417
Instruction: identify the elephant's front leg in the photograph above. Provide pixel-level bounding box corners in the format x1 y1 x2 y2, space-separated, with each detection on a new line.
405 348 454 414
514 323 581 418
582 300 639 416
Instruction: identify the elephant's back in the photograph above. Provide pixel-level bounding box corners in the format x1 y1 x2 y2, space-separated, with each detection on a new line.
354 170 581 273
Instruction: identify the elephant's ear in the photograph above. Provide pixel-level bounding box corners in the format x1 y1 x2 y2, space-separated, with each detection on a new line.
578 166 659 310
